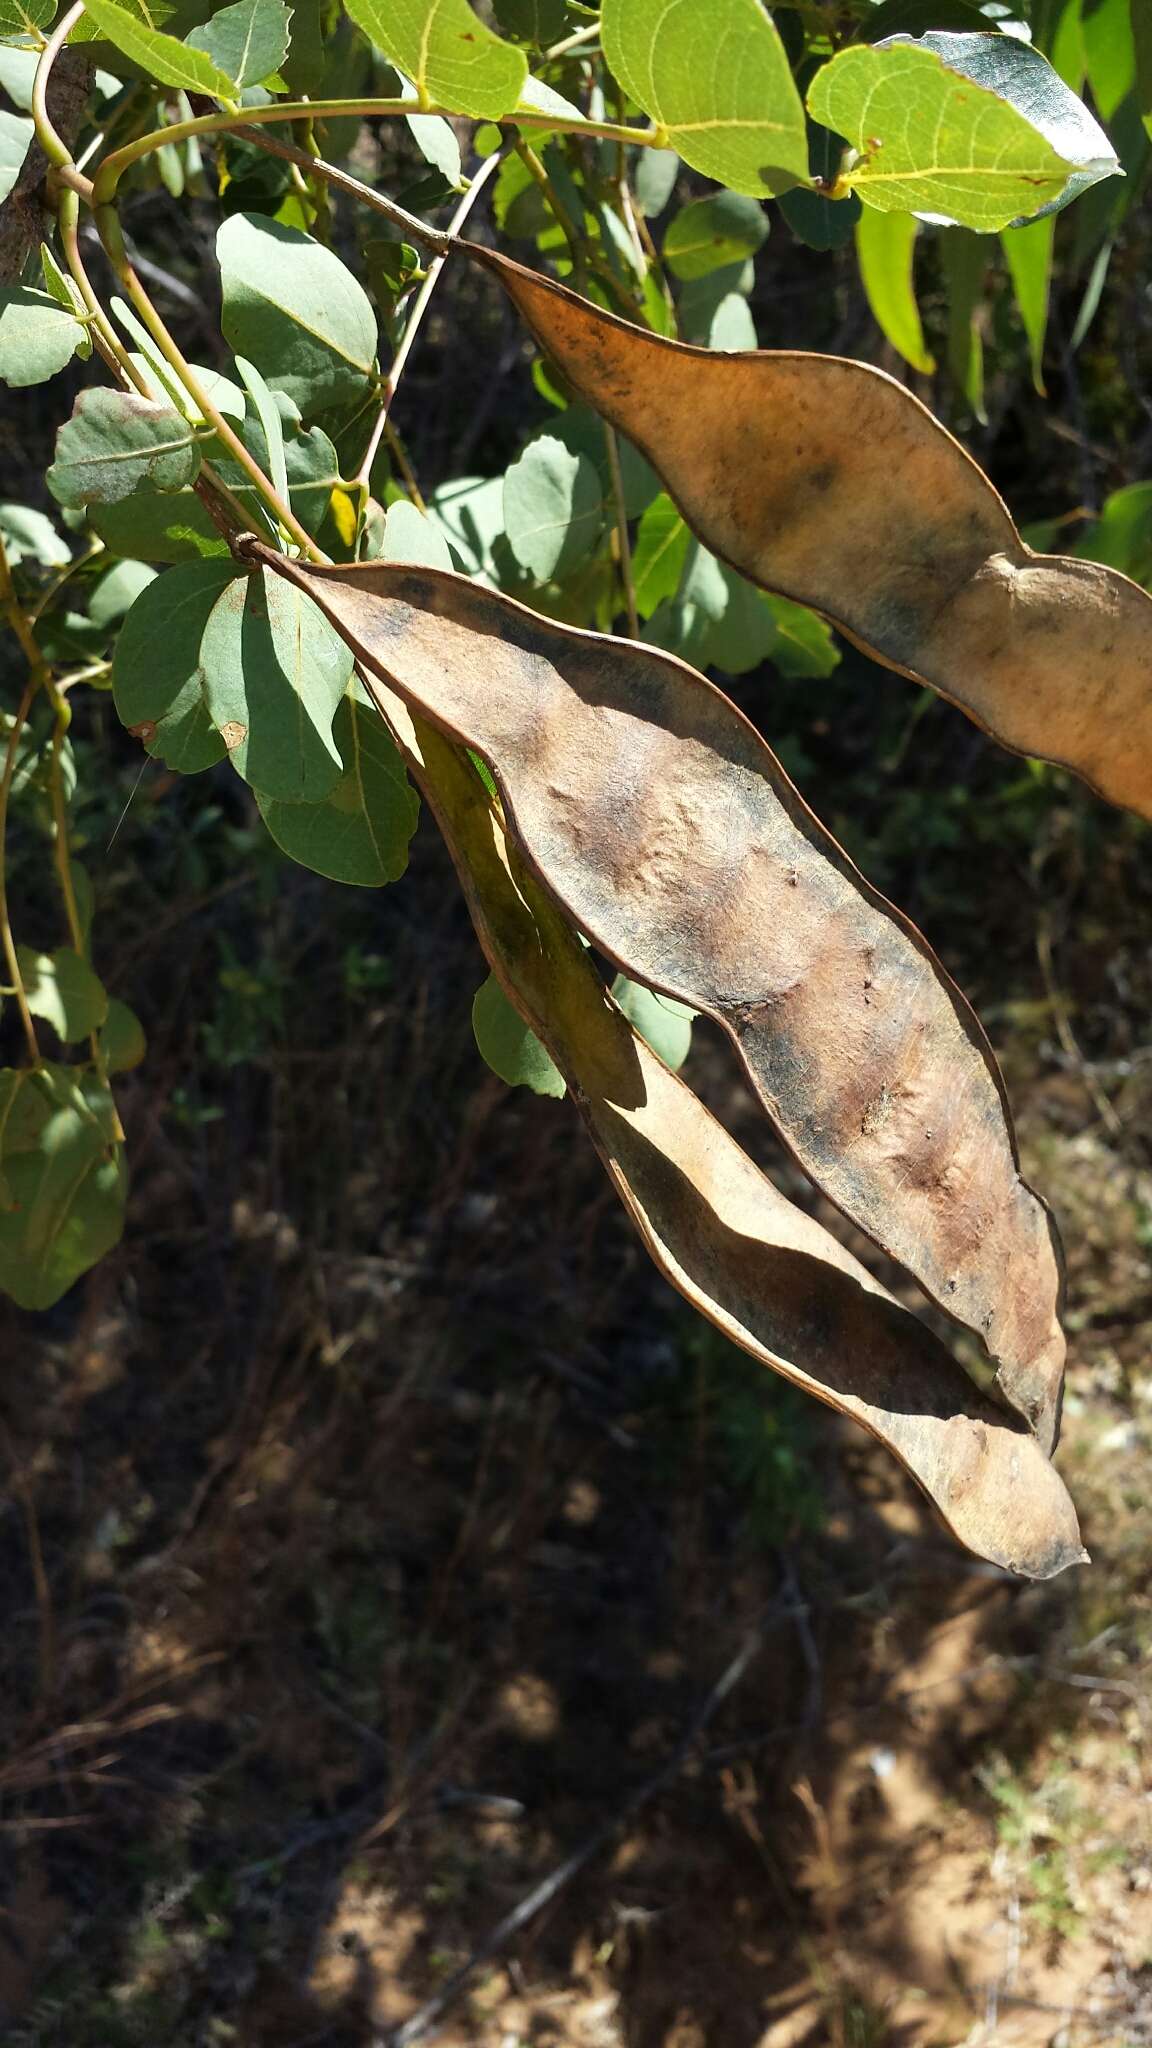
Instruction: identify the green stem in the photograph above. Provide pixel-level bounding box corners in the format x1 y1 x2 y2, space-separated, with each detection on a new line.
92 99 660 208
94 202 321 557
30 0 84 170
354 150 503 493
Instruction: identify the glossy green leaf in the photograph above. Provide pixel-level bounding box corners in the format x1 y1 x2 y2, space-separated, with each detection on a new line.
611 974 694 1070
0 1066 125 1311
75 0 235 94
17 946 108 1042
100 998 147 1075
602 0 809 197
47 389 201 508
217 212 378 413
663 191 768 280
472 970 565 1096
187 0 291 85
1002 212 1054 393
257 688 420 885
855 207 934 374
342 0 526 117
809 31 1120 230
503 434 604 582
0 287 84 388
112 558 239 772
200 565 354 801
0 0 53 40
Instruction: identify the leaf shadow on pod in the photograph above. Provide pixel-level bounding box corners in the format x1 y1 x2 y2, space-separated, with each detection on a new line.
242 541 1067 1452
370 691 1085 1582
459 244 1152 824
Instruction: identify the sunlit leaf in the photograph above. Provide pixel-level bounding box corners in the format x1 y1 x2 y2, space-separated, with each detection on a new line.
611 974 693 1070
187 0 291 86
809 31 1120 230
342 0 526 117
503 434 604 582
1002 213 1054 393
472 970 566 1095
0 286 84 388
73 0 235 95
601 0 809 197
17 947 108 1042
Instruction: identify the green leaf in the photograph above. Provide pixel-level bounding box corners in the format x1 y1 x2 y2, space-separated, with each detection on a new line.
855 207 934 373
663 190 768 280
17 946 108 1041
257 688 420 885
503 434 604 582
75 0 235 94
0 0 53 40
492 0 566 41
427 473 506 579
809 31 1120 231
112 558 239 771
601 0 809 197
0 502 70 567
941 226 989 419
634 145 680 217
705 291 756 350
187 0 291 86
1002 212 1054 393
100 997 147 1075
217 212 378 413
342 0 526 117
0 109 32 204
88 557 156 627
1072 480 1152 584
234 353 289 509
1082 0 1133 120
0 286 84 388
0 1066 125 1310
1135 0 1152 138
379 498 455 570
91 411 338 564
762 593 839 678
200 565 354 800
47 389 201 508
632 493 689 618
611 974 693 1070
471 971 565 1096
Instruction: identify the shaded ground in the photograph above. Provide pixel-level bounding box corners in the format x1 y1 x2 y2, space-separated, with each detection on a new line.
1 664 1151 2046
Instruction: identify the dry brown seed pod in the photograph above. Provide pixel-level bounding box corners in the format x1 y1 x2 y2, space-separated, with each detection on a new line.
244 543 1066 1450
380 692 1084 1581
461 245 1152 824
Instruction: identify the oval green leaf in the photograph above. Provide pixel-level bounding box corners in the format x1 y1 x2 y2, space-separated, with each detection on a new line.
47 389 201 508
0 1067 125 1311
342 0 526 117
503 433 604 583
0 286 84 388
200 564 354 801
602 0 809 197
472 970 566 1096
187 0 290 86
217 212 378 414
76 0 235 95
256 687 420 886
112 558 240 771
